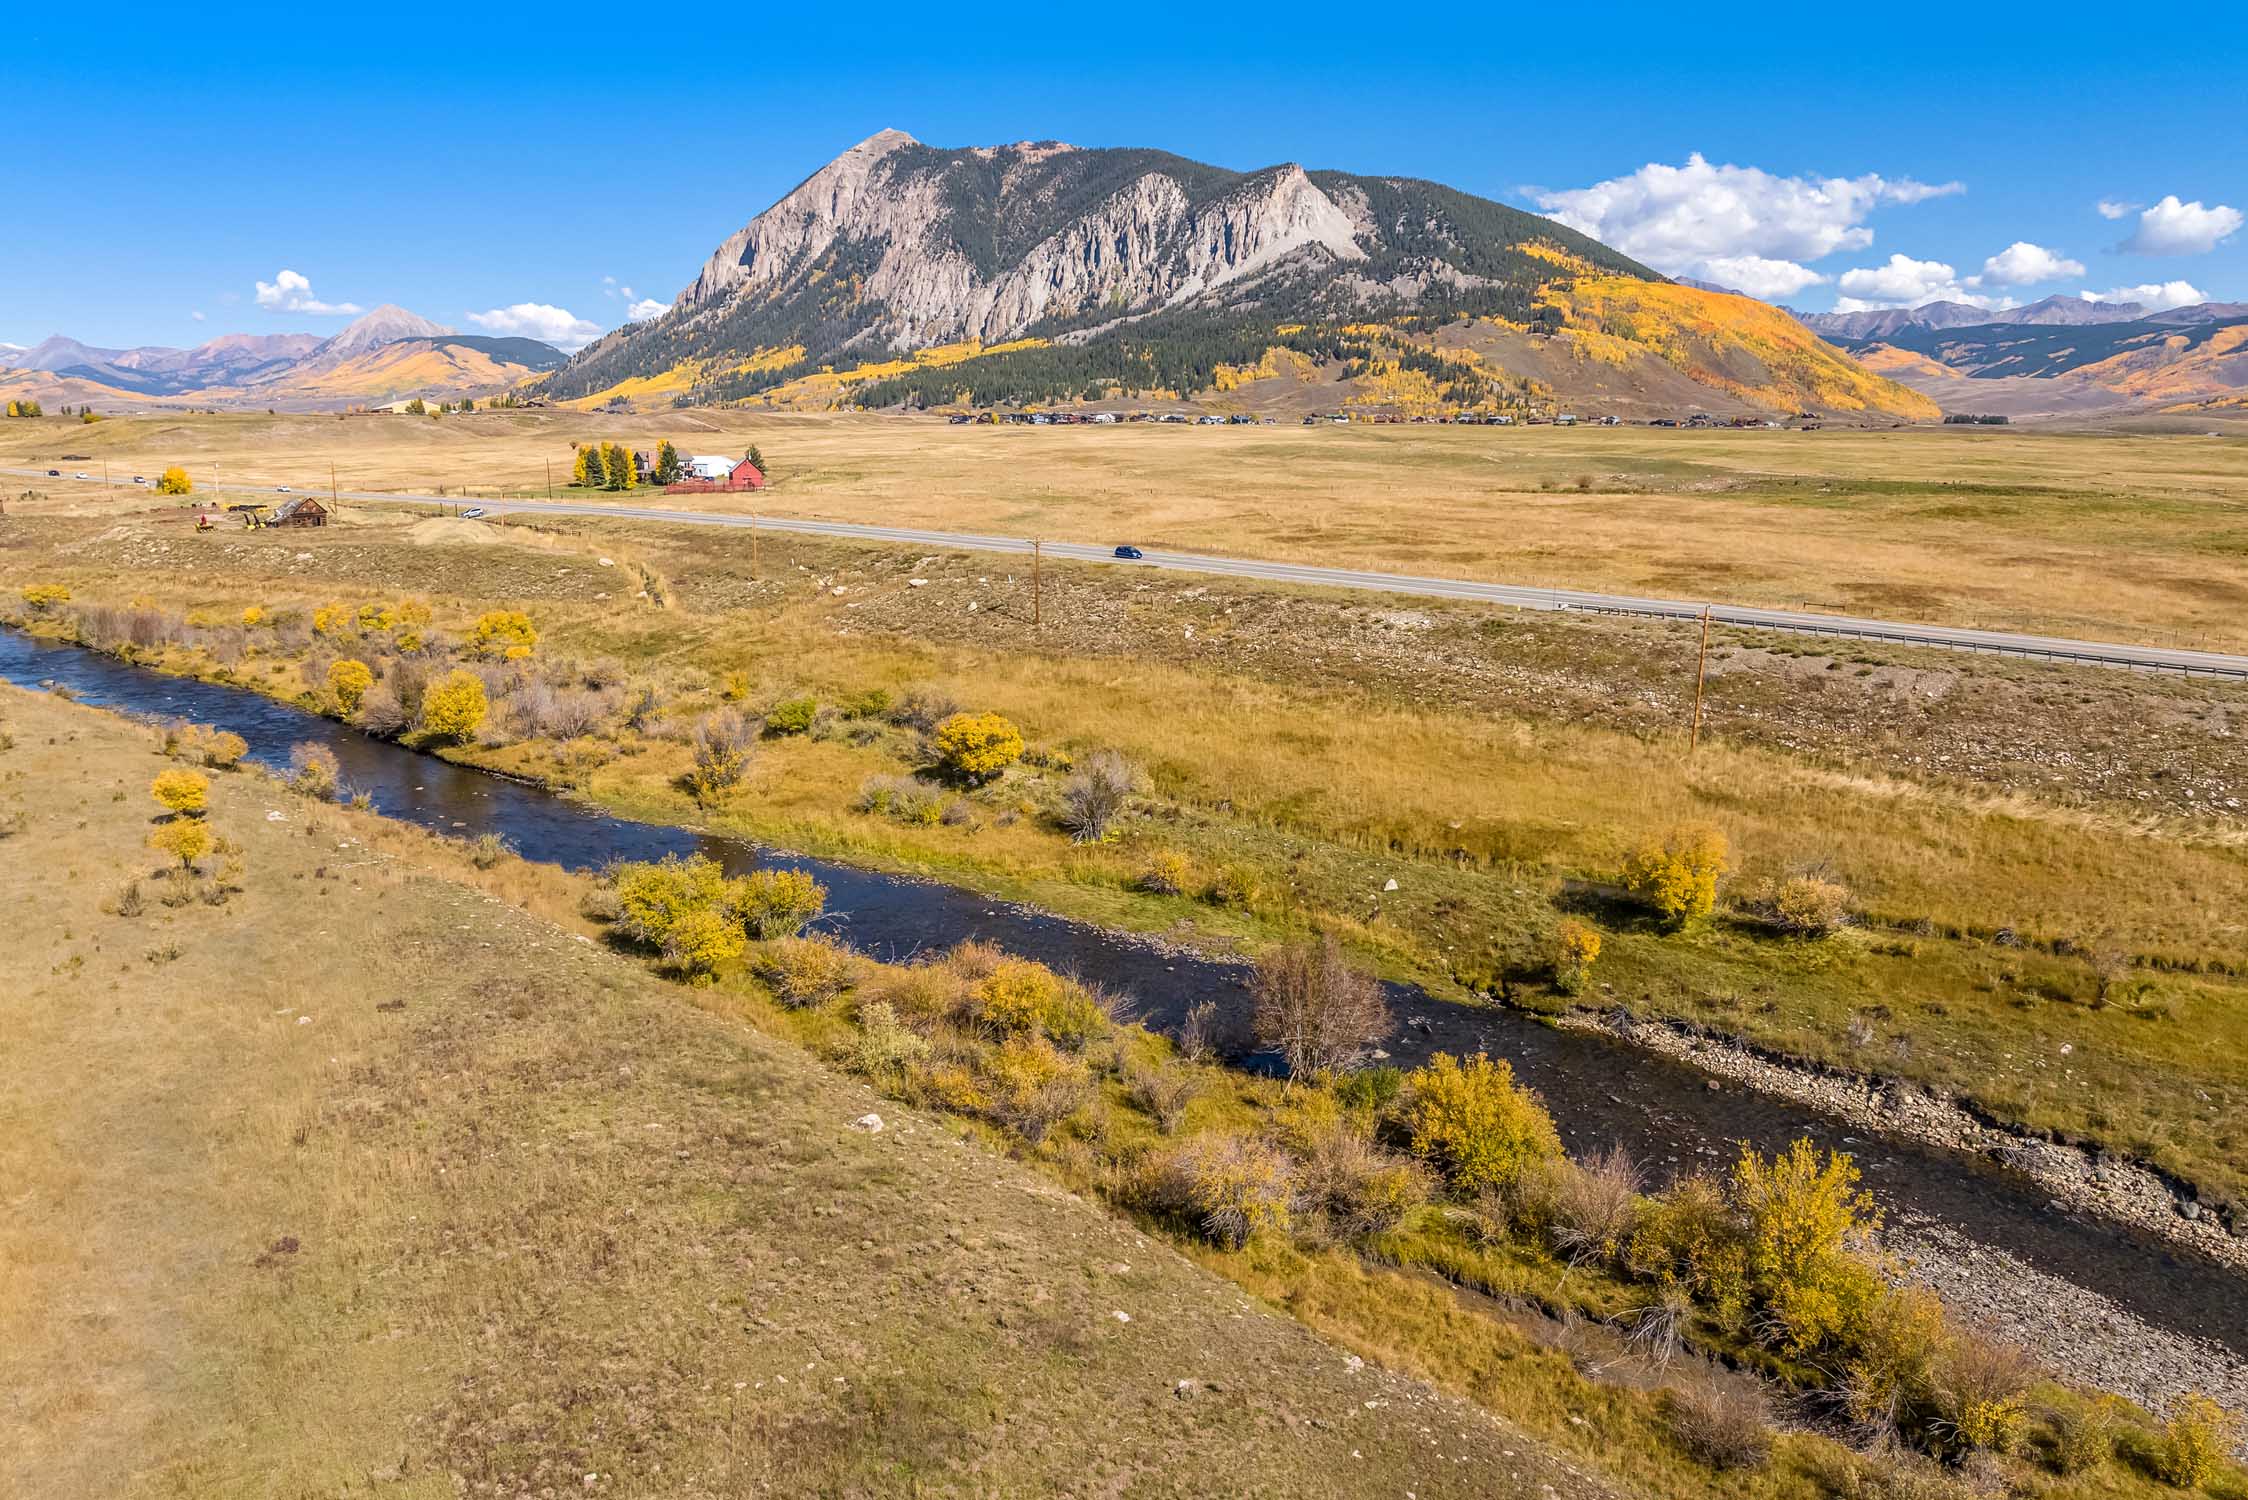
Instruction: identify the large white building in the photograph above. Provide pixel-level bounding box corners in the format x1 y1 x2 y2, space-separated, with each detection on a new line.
686 455 737 481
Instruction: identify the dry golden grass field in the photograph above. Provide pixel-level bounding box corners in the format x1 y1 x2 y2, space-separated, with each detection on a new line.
10 408 2248 651
0 684 1638 1499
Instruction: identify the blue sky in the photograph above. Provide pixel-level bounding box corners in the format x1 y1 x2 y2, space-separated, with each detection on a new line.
4 1 2243 351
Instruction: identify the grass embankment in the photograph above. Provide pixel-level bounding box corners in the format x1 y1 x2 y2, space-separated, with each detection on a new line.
10 408 2248 649
0 684 1614 1499
8 685 2239 1500
9 543 2243 1218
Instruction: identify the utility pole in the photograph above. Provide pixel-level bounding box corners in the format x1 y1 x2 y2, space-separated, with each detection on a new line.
749 504 759 582
1689 605 1713 753
330 462 338 514
545 458 553 500
1032 539 1042 628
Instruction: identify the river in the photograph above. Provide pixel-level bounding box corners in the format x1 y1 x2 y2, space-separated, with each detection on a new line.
4 626 2242 1386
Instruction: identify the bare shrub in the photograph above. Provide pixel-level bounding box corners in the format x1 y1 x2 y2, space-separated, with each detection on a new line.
1549 1145 1643 1267
687 708 756 805
354 684 409 737
1661 1382 1773 1471
468 832 511 870
1293 1124 1429 1238
1251 934 1390 1077
288 742 340 801
892 686 960 733
856 772 944 825
755 934 858 1008
1928 1333 2033 1457
1058 751 1137 843
1160 1133 1293 1248
1623 1288 1691 1370
1125 1066 1201 1134
1177 999 1247 1063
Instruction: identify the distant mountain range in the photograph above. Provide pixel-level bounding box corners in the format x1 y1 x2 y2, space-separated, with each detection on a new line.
1792 294 2248 341
543 130 1932 421
1792 296 2248 417
0 305 564 409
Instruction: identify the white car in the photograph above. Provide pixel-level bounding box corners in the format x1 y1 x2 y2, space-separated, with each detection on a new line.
460 507 486 519
72 471 90 480
276 485 293 493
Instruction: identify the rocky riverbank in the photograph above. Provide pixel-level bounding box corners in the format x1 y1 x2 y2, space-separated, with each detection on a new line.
1559 1007 2248 1430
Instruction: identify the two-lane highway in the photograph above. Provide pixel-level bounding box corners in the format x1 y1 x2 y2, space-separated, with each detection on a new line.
11 467 2247 679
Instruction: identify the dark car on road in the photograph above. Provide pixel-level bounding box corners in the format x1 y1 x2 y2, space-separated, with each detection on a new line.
1113 545 1143 560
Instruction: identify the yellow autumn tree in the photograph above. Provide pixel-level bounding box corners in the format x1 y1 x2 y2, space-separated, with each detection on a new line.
1731 1139 1880 1355
149 818 214 869
1622 823 1729 926
419 670 488 740
571 444 597 487
155 466 192 495
328 658 374 712
469 609 538 660
149 768 210 816
930 711 1024 785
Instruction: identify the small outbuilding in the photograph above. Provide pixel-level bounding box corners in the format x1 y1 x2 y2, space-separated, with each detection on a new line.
268 496 330 528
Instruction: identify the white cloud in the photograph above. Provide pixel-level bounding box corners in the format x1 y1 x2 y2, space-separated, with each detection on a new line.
2079 280 2209 312
191 310 207 322
466 302 605 351
1533 153 1962 289
1695 255 1829 300
625 297 671 322
1831 253 2013 312
2122 195 2243 256
2096 199 2139 221
1979 241 2085 286
253 268 362 316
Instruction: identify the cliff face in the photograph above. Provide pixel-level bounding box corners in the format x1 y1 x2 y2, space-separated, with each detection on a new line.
549 131 1651 400
677 133 1367 349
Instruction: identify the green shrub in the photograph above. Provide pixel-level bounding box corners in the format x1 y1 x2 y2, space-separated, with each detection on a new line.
1138 849 1192 895
764 696 817 735
856 772 944 825
731 867 826 939
1626 1173 1750 1327
841 687 893 718
2045 1397 2118 1475
1396 1051 1562 1196
851 1000 931 1082
2155 1393 2234 1489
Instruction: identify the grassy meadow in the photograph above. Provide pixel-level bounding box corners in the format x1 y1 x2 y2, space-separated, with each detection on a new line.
7 502 2245 1214
2 684 1631 1499
8 407 2248 650
8 686 2242 1500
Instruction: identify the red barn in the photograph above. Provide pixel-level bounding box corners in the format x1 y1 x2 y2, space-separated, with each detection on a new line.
665 455 767 495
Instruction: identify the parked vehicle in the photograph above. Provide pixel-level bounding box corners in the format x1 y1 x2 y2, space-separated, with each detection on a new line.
1113 545 1144 560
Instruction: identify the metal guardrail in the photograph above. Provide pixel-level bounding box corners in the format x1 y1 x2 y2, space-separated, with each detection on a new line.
1559 603 2248 679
